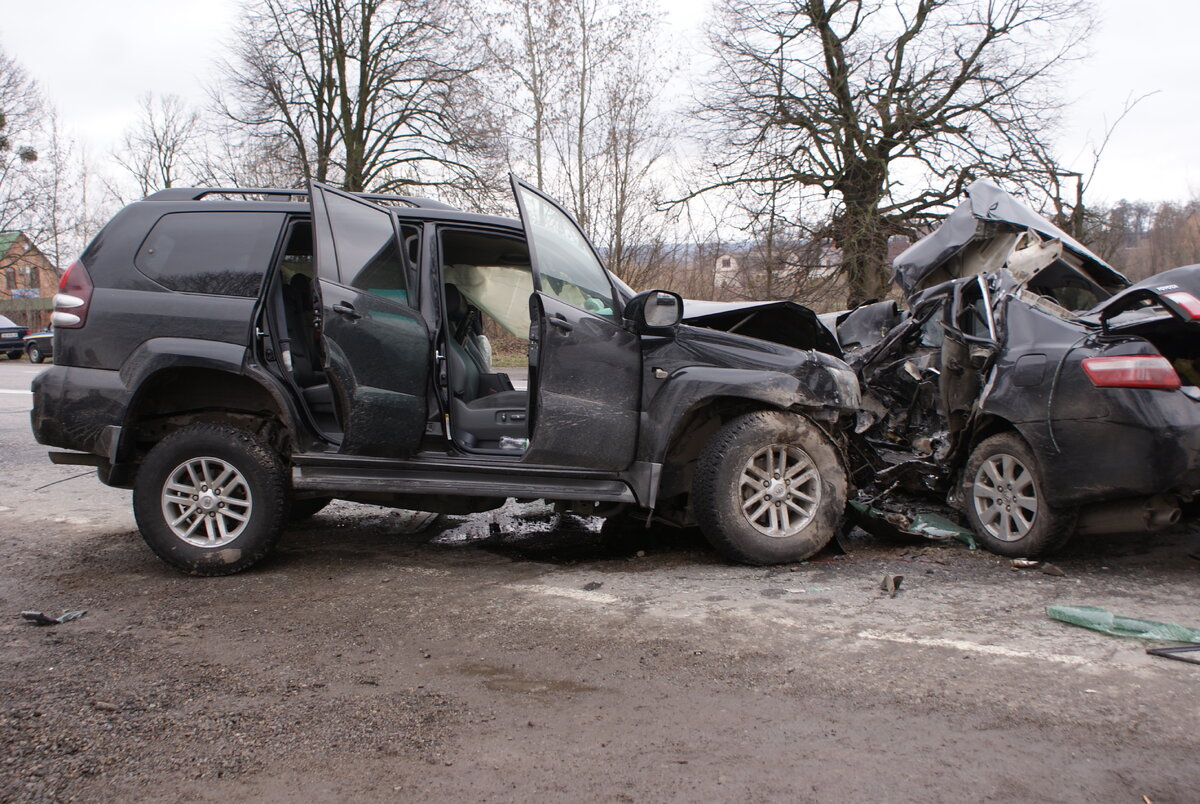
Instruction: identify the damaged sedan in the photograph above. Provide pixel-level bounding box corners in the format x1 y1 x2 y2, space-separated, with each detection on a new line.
831 180 1200 557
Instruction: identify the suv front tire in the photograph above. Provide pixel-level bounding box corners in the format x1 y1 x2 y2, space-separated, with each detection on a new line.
133 423 289 575
693 410 847 565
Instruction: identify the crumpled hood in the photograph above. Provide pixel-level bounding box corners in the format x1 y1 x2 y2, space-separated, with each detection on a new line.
891 179 1127 296
682 298 842 357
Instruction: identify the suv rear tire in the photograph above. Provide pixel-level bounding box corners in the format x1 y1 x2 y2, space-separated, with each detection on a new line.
133 423 289 575
962 433 1076 557
693 411 847 565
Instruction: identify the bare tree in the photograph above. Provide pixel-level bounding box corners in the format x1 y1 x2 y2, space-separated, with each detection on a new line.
698 0 1094 307
216 0 492 194
111 94 203 201
470 0 570 190
471 0 678 287
588 14 678 289
0 46 46 271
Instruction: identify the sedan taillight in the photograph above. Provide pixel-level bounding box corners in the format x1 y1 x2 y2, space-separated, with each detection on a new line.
1082 355 1181 390
53 261 93 328
1163 291 1200 320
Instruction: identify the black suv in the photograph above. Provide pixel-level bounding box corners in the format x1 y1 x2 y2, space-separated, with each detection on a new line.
31 178 860 574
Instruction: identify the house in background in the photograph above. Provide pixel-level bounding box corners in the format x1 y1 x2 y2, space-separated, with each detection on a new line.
0 231 58 330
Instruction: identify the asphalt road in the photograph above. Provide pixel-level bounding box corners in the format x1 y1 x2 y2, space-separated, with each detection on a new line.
2 358 1199 802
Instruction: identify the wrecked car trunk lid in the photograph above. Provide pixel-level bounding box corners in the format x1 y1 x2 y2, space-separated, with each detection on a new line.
1087 264 1200 330
892 179 1128 297
683 299 842 357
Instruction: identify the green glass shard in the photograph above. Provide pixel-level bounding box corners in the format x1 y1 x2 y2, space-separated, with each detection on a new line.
1046 605 1200 643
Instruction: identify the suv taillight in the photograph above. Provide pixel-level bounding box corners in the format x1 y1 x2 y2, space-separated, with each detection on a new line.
53 261 93 328
1082 355 1181 390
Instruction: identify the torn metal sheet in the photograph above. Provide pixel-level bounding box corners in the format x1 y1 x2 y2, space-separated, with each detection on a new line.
892 179 1126 295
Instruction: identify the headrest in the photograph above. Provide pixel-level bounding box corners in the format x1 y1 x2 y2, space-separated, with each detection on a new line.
444 283 468 321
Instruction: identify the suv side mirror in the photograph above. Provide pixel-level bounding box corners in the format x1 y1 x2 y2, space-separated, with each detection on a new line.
624 289 683 334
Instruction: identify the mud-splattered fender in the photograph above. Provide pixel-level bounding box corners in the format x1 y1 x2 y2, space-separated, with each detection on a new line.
635 363 858 468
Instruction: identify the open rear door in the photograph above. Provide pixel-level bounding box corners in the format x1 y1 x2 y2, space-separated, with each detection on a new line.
511 176 641 470
309 183 430 459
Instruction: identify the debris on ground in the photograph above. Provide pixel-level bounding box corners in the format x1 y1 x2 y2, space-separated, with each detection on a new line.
1145 645 1200 665
879 575 904 598
848 501 978 550
432 500 602 546
1046 605 1200 643
582 582 603 591
21 609 86 626
1012 559 1066 577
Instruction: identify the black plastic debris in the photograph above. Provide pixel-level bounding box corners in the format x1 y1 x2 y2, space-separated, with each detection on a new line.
1145 646 1200 665
21 609 86 626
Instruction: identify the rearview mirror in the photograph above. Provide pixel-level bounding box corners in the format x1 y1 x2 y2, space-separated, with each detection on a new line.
624 289 683 333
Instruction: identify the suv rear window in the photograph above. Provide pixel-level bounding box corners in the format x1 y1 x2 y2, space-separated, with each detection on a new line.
135 212 285 297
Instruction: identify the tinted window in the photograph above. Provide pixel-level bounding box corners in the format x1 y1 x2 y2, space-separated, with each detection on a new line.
135 212 284 297
516 186 616 321
325 192 411 306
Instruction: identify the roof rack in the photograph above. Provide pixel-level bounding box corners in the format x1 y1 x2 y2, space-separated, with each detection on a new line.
143 187 459 211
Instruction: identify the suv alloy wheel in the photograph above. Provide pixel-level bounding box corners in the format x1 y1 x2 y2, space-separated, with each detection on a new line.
133 423 289 575
693 410 847 564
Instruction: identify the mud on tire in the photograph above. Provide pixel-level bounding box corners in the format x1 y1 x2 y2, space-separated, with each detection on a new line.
961 432 1076 558
133 423 289 576
693 410 848 565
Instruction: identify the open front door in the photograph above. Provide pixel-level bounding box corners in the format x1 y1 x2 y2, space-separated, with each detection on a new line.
309 183 430 459
511 177 641 470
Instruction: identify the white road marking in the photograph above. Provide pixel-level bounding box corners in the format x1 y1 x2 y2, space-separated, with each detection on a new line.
856 629 1090 666
396 566 451 577
502 589 1096 667
0 389 32 394
505 583 619 605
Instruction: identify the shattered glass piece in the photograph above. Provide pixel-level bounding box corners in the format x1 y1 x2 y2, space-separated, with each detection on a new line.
1046 605 1200 643
847 501 977 549
907 513 977 550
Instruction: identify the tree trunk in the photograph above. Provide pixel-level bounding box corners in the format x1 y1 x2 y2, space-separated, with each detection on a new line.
836 202 890 308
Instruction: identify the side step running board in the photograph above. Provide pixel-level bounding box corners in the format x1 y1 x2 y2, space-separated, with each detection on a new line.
292 465 636 503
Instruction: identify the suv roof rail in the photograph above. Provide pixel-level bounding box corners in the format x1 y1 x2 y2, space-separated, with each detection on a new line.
142 187 459 211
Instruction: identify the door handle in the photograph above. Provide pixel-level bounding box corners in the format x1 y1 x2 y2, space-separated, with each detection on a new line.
332 301 362 319
548 315 574 332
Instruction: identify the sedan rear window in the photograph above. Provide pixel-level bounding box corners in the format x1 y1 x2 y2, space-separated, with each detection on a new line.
136 212 285 297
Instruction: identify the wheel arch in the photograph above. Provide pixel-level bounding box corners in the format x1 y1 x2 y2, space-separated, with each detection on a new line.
651 394 837 519
124 366 289 450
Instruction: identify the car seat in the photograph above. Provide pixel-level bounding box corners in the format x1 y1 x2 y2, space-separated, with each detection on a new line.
443 283 528 448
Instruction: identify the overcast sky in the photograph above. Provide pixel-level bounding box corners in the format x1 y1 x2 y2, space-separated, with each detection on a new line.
1 0 1197 204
